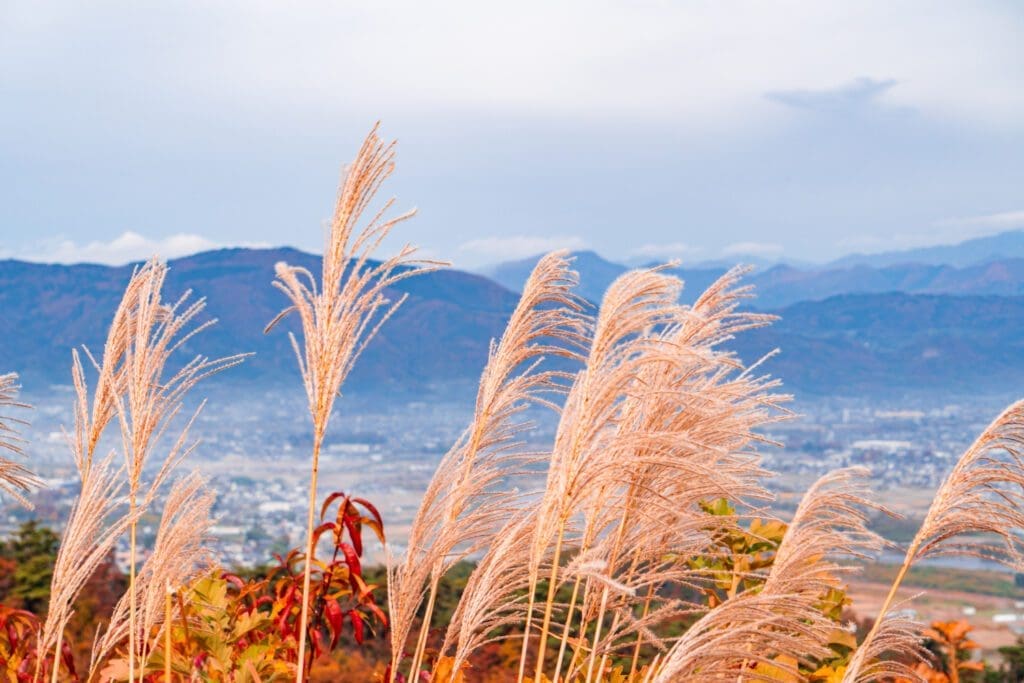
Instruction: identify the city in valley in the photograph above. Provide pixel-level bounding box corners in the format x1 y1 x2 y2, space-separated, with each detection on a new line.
8 384 1024 657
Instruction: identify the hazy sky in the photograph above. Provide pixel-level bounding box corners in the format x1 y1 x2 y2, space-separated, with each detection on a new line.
2 1 1023 268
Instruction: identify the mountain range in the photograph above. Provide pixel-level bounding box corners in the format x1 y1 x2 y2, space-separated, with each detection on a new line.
829 229 1024 269
5 235 1024 399
485 234 1024 309
0 248 518 395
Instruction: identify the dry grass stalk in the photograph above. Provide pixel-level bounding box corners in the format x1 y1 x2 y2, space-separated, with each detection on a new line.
441 512 539 674
561 268 786 681
0 372 40 507
844 400 1024 681
39 451 133 682
91 472 215 676
388 250 588 678
268 124 445 682
111 257 245 682
649 469 883 681
843 608 927 683
39 266 153 683
519 267 691 683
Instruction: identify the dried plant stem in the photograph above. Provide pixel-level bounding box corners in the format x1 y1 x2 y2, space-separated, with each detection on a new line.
579 498 644 681
583 587 611 683
629 584 656 678
856 552 912 669
296 438 322 677
516 592 536 683
581 499 639 683
129 495 138 683
408 581 439 678
165 583 172 682
51 630 63 683
533 522 566 683
551 576 583 683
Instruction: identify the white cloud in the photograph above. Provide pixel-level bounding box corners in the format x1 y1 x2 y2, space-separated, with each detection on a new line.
766 77 898 113
837 210 1024 255
629 242 704 260
722 241 784 257
459 234 586 261
935 210 1024 230
2 2 1022 129
14 231 264 265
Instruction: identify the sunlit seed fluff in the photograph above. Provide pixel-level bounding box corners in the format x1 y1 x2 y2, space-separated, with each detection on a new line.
389 250 589 678
0 372 40 508
268 124 446 682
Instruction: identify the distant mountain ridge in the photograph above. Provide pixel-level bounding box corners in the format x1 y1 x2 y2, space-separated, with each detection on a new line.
829 230 1024 268
4 247 1024 398
734 292 1024 395
0 248 520 393
486 248 1024 309
486 251 730 305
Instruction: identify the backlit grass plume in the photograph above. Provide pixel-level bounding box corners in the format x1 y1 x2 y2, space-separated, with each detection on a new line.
0 372 40 507
40 451 132 683
563 268 786 682
763 466 885 596
388 250 588 679
517 267 691 683
844 400 1024 681
92 471 216 678
113 258 246 681
40 264 152 682
268 124 445 681
649 470 883 682
440 511 538 675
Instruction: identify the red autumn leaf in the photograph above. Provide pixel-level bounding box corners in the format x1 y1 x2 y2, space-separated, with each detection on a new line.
311 521 337 549
325 598 344 649
349 609 365 645
221 572 245 590
365 598 388 627
61 639 77 677
342 512 363 556
320 491 348 521
339 542 361 577
353 497 385 541
311 626 325 658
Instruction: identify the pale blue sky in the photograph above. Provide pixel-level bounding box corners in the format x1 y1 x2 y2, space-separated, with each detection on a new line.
2 1 1023 268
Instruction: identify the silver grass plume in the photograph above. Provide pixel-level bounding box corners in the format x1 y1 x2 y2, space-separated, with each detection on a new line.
519 267 689 682
92 471 216 674
844 400 1024 681
115 258 248 503
653 467 886 682
388 250 588 677
267 124 446 681
0 373 40 507
113 257 246 683
442 512 538 673
39 451 133 665
764 466 886 595
843 609 927 683
566 268 786 679
40 266 152 676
